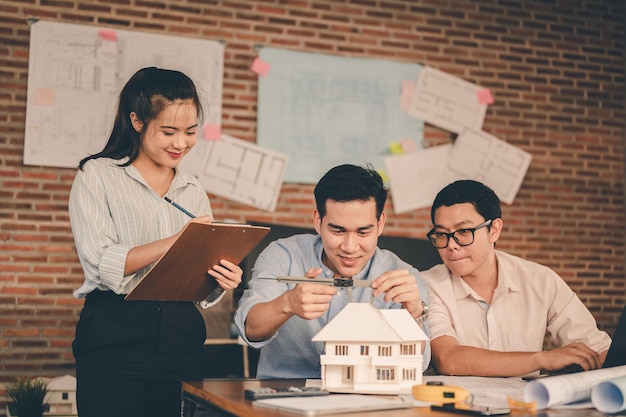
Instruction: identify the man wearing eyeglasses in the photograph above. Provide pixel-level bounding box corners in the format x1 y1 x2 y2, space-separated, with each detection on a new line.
422 179 611 377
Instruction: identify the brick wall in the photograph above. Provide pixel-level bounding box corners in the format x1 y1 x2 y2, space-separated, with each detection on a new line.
0 0 624 410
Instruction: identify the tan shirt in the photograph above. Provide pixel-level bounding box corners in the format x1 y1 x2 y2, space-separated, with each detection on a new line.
423 250 611 353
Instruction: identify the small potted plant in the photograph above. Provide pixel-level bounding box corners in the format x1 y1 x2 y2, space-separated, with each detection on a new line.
5 377 48 417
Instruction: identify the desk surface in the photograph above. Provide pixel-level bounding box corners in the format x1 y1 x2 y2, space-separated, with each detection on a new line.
182 379 609 417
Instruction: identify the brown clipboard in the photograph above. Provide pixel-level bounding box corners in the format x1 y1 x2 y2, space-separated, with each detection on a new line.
125 222 270 302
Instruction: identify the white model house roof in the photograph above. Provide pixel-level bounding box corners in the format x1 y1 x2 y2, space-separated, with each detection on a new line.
312 303 428 343
46 374 76 391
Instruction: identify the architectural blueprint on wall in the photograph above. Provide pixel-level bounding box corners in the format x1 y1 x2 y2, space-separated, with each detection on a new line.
196 134 287 212
448 128 532 205
407 66 488 134
257 47 424 184
23 20 223 168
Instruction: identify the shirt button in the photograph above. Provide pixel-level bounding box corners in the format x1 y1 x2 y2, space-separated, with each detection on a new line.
325 270 333 277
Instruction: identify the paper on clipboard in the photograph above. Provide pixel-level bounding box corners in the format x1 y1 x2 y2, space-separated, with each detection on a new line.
125 222 270 302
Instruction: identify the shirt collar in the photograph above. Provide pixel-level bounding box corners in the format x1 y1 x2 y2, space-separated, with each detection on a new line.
450 251 521 301
120 158 195 193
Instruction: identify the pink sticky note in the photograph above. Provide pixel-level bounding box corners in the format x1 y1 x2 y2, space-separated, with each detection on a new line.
401 80 415 112
34 88 56 107
203 124 221 141
98 29 118 41
477 88 494 105
251 58 270 77
400 138 418 153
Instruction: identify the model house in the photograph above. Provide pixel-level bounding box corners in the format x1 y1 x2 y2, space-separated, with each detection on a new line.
312 303 428 394
45 374 77 416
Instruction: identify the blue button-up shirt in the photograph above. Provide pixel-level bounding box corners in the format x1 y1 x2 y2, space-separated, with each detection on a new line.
234 233 431 379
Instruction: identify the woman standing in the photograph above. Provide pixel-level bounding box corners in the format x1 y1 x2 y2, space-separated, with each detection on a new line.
69 67 242 417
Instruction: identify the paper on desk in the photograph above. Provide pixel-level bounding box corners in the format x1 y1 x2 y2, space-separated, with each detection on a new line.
423 375 526 409
524 365 626 410
591 375 626 413
253 394 415 416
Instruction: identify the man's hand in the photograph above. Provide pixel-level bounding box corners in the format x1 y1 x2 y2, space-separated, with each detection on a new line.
538 342 602 372
371 269 423 318
282 267 337 320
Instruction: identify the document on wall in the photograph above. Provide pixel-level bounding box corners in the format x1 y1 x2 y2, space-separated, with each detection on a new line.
257 47 425 184
187 134 287 212
448 128 532 205
406 66 488 134
24 20 224 168
384 144 462 213
524 365 626 410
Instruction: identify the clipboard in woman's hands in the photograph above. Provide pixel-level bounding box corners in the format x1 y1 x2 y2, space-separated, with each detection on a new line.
125 222 270 302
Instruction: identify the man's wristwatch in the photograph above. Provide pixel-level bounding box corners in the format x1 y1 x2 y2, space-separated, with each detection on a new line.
415 300 429 323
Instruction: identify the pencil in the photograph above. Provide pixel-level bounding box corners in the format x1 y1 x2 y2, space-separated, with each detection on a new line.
164 196 196 218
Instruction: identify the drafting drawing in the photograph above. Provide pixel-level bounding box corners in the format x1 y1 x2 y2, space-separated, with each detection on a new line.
257 47 424 184
448 128 532 204
407 66 488 134
198 134 287 212
24 20 223 168
384 144 462 213
312 303 428 394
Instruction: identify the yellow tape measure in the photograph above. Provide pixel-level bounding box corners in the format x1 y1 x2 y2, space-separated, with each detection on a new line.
412 382 472 404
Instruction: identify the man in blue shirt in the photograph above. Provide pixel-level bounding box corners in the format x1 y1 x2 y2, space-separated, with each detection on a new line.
234 164 430 378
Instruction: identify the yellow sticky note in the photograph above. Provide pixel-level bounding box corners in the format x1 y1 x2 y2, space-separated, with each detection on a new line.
389 142 404 155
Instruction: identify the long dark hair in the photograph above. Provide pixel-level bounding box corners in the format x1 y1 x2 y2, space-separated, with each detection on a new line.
78 67 203 170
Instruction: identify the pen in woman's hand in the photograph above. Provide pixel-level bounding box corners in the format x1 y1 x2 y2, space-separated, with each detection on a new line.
164 196 196 218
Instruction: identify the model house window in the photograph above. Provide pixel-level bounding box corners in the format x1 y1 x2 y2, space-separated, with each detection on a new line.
401 343 416 355
360 345 369 355
335 344 348 355
402 368 417 381
344 366 352 381
376 368 395 381
377 345 392 356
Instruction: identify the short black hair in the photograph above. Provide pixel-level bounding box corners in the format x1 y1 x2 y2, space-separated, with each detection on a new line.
314 164 387 219
431 179 502 223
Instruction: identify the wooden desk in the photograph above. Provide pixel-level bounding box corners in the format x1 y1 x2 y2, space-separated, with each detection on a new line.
181 379 610 417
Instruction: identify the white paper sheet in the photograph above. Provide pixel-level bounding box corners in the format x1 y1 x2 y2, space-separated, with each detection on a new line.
24 20 224 169
423 375 527 409
448 128 532 204
407 66 488 134
591 375 626 413
384 144 462 213
524 365 626 409
254 394 414 416
195 134 287 212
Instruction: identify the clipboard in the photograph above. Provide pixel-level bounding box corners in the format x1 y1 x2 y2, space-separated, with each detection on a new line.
125 222 270 302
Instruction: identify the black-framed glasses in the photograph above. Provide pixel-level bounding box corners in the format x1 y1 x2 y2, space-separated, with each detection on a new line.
427 219 493 249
